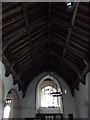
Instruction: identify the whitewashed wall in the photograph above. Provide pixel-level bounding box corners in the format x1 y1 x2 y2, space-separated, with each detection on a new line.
0 61 4 119
21 72 77 118
75 72 89 118
0 60 89 119
0 73 3 119
0 61 22 118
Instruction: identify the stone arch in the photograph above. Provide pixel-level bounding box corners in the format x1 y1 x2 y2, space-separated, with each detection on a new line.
36 74 63 114
3 89 19 118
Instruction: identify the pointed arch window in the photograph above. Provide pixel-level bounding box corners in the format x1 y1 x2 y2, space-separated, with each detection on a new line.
3 99 12 118
36 75 63 113
41 85 60 107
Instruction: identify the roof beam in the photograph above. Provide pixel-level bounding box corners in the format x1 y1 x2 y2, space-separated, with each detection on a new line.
47 2 51 51
49 51 83 89
46 2 51 70
21 3 31 46
74 62 89 90
60 2 80 66
79 61 89 84
21 3 38 78
48 2 51 40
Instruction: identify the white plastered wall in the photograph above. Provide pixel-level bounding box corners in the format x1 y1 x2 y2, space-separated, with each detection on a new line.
21 72 77 118
0 61 22 118
1 59 89 118
74 72 89 118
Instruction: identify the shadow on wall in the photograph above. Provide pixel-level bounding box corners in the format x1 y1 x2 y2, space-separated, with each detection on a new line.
75 72 89 118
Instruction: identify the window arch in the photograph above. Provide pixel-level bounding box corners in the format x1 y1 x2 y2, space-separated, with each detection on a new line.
3 99 12 118
36 75 63 113
3 89 19 119
3 91 12 119
41 82 61 107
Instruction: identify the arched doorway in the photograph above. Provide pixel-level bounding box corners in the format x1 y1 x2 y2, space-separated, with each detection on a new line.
36 74 63 114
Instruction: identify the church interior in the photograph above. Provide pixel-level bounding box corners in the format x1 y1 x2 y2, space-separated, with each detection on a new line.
0 1 90 119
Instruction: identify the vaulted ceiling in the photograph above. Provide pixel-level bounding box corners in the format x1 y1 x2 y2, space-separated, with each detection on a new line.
2 2 90 97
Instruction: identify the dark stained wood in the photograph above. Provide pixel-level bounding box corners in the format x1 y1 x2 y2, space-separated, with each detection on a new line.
60 2 80 66
2 2 89 97
21 3 31 47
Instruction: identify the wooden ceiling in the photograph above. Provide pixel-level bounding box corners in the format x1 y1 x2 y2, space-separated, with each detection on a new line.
2 2 90 97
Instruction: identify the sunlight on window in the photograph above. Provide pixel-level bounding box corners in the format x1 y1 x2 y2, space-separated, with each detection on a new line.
3 105 11 118
41 86 60 107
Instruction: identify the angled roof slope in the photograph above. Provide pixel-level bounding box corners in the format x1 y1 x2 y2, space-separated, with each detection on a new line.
2 2 90 97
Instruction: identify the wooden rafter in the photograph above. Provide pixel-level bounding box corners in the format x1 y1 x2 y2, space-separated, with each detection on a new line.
60 2 80 66
2 3 89 97
74 62 89 90
21 3 38 97
21 3 31 46
46 2 51 69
